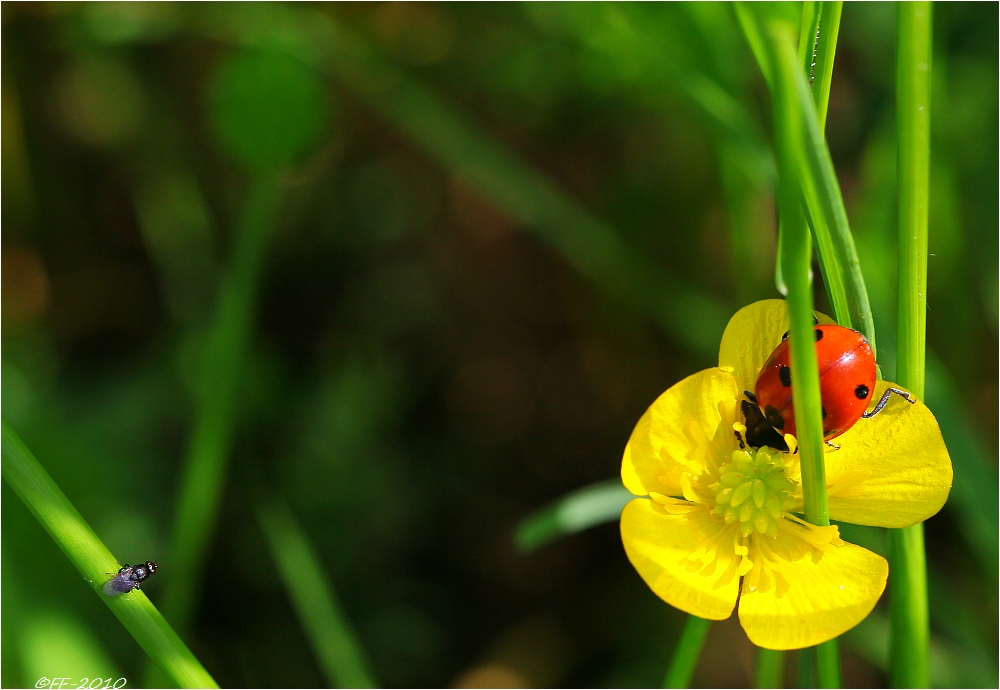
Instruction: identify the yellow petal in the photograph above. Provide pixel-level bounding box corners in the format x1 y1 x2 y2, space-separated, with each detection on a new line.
621 368 740 496
738 537 887 650
717 300 835 393
825 381 953 528
620 498 740 620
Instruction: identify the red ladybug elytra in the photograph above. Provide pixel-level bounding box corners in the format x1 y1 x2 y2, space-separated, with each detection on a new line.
740 324 913 450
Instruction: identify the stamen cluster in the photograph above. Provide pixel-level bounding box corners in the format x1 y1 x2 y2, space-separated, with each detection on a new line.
709 447 797 538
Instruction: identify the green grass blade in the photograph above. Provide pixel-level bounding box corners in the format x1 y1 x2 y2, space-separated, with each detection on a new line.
1 420 218 689
255 494 376 689
763 6 830 529
792 37 876 351
815 638 841 688
755 648 784 688
744 1 871 348
663 615 711 688
735 3 772 88
160 173 282 635
891 3 934 687
758 8 840 686
513 479 633 553
811 3 842 130
843 609 998 688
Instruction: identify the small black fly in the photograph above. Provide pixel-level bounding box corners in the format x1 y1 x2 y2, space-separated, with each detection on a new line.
103 562 157 596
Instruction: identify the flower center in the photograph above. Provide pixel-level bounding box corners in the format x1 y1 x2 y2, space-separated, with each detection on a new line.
709 447 797 538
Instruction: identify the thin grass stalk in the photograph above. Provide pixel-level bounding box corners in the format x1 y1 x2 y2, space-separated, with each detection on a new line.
890 3 933 687
663 615 711 688
796 1 850 330
764 13 840 688
755 648 784 688
160 173 282 636
793 33 877 356
797 648 816 688
810 3 843 130
255 494 376 688
1 420 218 689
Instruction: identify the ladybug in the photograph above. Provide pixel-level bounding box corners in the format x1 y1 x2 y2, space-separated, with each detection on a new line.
739 324 913 451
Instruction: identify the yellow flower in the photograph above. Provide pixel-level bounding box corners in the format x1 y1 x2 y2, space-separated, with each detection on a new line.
620 300 952 650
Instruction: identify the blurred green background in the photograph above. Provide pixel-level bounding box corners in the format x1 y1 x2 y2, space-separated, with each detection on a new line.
2 3 996 688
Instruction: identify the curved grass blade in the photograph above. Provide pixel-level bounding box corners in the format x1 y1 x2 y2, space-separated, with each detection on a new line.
1 420 218 689
514 479 633 553
161 173 281 635
663 615 711 688
255 493 376 689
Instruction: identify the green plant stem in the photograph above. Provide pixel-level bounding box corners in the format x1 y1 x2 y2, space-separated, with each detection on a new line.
761 11 840 688
797 648 815 688
663 615 711 688
1 420 218 689
767 14 829 529
159 173 282 638
815 638 841 688
890 3 933 687
755 648 784 688
255 494 376 688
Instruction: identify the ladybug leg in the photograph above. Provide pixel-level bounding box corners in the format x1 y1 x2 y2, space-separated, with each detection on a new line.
824 440 840 450
861 387 915 419
744 390 758 404
734 429 746 449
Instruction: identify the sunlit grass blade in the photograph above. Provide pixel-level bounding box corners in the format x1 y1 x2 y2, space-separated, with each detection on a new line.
810 3 842 130
1 420 218 689
663 615 711 688
890 4 933 687
754 5 840 686
513 479 633 553
792 35 876 352
255 493 376 689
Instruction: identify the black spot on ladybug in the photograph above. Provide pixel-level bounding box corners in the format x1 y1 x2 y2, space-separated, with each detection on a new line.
821 406 827 420
778 366 791 387
815 328 824 341
764 405 785 430
855 384 869 400
781 330 789 341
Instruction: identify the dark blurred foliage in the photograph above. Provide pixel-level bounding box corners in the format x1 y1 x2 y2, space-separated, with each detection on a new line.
1 3 996 688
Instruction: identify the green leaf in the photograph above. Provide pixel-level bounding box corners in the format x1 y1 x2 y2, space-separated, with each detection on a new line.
514 479 633 553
